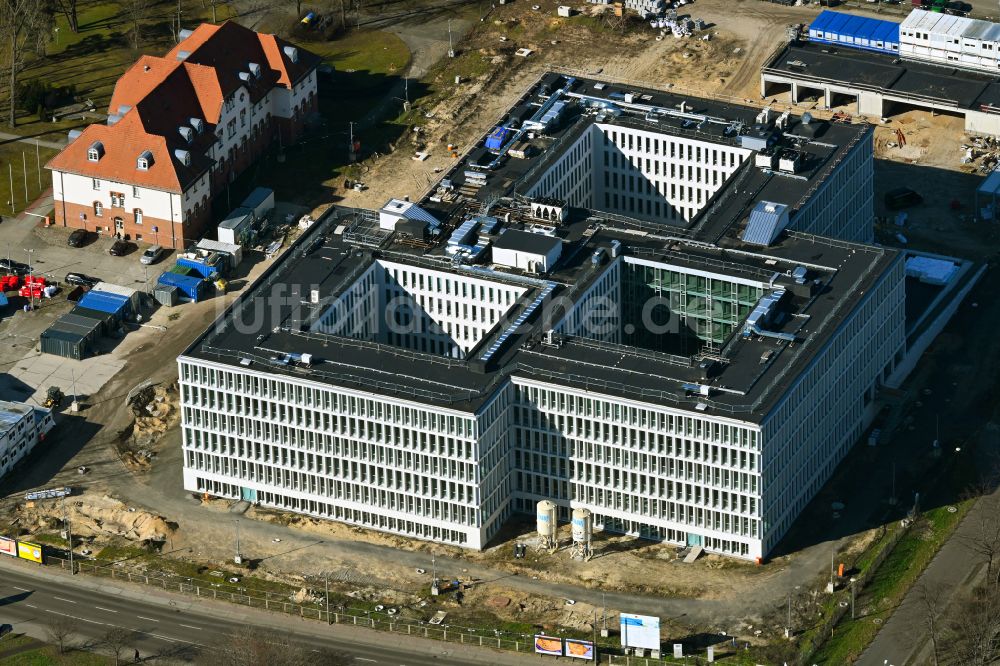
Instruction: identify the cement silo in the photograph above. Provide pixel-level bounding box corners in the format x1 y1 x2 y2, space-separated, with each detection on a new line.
536 500 557 550
571 507 593 560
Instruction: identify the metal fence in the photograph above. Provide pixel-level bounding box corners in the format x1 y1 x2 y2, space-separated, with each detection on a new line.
38 555 712 664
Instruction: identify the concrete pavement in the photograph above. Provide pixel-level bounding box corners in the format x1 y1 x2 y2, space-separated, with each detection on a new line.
858 425 1000 665
0 557 544 664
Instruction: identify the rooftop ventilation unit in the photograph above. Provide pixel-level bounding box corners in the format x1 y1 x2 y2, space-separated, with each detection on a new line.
743 290 797 342
117 105 132 115
283 46 299 63
755 148 778 169
107 114 122 126
176 50 191 61
792 266 808 284
778 149 803 174
178 28 193 41
67 129 83 143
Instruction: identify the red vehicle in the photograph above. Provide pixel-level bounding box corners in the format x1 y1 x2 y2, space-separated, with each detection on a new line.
0 275 19 291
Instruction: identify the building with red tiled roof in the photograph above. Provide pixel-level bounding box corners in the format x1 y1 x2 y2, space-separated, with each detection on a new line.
47 21 320 249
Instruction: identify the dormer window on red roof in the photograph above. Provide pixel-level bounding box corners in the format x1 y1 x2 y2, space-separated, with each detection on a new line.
87 141 104 162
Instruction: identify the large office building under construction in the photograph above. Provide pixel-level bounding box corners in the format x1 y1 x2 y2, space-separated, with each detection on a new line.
178 73 927 560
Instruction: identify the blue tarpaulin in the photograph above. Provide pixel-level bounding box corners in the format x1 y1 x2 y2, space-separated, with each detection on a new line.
808 10 900 55
77 290 129 319
485 126 510 152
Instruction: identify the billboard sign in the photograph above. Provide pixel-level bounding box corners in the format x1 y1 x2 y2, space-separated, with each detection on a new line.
17 541 42 564
620 613 660 650
564 638 595 660
0 536 16 557
25 487 71 501
534 635 563 656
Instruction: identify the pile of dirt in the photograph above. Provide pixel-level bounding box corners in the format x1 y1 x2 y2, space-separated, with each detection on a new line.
21 494 174 543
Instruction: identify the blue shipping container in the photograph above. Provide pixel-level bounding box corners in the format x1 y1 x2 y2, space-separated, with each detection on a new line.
176 254 226 279
157 272 208 301
807 10 900 55
77 290 130 320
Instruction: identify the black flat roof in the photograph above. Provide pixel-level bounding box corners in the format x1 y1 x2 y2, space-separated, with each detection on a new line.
765 41 1000 110
179 73 898 422
494 229 561 254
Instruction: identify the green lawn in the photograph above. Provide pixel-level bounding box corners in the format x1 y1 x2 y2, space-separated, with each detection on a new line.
810 501 973 664
0 635 110 666
306 30 411 81
0 141 60 215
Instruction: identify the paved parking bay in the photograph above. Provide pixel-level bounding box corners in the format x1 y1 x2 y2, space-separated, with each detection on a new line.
0 349 125 404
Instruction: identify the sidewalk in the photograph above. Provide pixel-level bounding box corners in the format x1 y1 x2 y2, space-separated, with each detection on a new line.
0 131 65 151
857 425 1000 665
0 557 547 665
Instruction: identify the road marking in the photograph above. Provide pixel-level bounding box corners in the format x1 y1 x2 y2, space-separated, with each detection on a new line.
44 610 71 616
178 624 202 630
356 659 378 663
52 597 76 604
25 604 36 608
12 586 30 592
136 616 159 622
93 606 118 613
147 633 177 643
79 618 104 625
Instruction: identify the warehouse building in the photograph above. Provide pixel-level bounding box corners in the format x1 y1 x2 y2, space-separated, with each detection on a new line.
177 74 948 559
0 401 54 480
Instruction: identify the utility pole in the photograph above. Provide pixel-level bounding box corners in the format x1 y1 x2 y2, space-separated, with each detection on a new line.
785 592 791 637
850 577 857 620
35 141 40 190
889 462 897 506
9 164 14 213
61 495 74 575
22 152 27 202
448 20 455 57
325 571 331 625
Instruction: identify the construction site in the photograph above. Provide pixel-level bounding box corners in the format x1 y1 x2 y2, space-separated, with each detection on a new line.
2 0 1000 663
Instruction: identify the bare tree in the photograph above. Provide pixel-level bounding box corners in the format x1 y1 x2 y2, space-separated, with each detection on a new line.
959 500 1000 589
207 625 353 666
121 0 149 50
942 585 1000 666
43 615 77 654
915 582 944 666
0 0 48 128
102 626 133 666
51 0 78 33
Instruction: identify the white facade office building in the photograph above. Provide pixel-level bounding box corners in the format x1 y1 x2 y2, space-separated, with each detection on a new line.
180 74 915 559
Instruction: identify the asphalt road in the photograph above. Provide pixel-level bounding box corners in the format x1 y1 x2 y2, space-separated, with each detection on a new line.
0 562 534 665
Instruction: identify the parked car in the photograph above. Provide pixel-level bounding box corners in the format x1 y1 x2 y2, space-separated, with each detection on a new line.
108 239 135 256
140 244 165 265
0 258 30 275
67 228 95 247
64 272 101 288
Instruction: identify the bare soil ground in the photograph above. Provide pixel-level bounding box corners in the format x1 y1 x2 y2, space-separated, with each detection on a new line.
3 0 997 649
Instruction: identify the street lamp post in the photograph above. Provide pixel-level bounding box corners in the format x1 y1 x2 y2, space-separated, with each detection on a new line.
850 577 857 619
22 248 34 310
234 520 242 565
